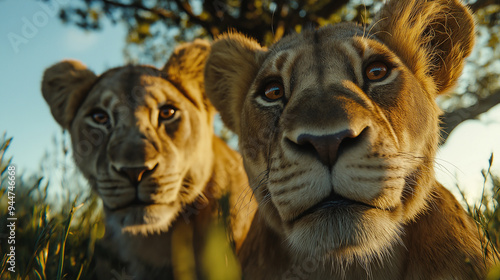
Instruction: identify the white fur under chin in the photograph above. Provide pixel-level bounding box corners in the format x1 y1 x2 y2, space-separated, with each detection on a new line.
286 208 404 276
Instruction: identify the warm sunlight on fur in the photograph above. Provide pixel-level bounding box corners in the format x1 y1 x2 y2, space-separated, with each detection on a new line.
42 40 253 279
205 0 493 279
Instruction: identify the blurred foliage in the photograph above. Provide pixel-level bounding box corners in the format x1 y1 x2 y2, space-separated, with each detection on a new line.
43 0 500 57
43 0 354 62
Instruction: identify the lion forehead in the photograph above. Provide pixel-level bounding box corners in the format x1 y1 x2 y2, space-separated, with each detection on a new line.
77 67 196 118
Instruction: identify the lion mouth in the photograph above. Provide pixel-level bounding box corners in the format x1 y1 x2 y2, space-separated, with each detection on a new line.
109 199 167 212
290 192 376 223
128 199 156 207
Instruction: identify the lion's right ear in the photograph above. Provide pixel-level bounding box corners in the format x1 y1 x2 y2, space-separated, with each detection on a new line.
204 32 264 135
370 0 475 95
42 60 97 129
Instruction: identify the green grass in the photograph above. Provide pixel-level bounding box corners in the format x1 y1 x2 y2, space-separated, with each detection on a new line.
1 133 499 279
457 154 500 279
0 133 104 279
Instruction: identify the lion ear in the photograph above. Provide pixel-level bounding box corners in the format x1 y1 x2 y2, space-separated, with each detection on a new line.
204 32 264 135
42 60 97 129
162 39 212 110
371 0 475 95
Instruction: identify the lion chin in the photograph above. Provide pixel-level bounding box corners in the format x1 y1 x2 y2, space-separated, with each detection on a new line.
286 207 403 264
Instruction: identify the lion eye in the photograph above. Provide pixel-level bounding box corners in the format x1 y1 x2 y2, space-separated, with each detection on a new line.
365 62 389 81
263 82 284 101
159 106 177 120
90 110 110 125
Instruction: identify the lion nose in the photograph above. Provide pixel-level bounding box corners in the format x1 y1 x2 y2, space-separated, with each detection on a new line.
118 165 157 185
294 129 358 167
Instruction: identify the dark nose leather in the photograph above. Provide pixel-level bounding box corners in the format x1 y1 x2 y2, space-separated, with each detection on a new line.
118 166 155 185
296 129 357 167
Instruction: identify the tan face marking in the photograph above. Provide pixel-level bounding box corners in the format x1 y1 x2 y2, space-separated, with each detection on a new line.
67 66 214 234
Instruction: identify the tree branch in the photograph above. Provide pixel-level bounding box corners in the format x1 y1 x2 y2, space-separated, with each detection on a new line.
271 0 286 40
274 0 285 19
101 0 178 20
173 0 216 37
239 0 251 20
440 89 500 143
314 0 350 18
202 0 244 38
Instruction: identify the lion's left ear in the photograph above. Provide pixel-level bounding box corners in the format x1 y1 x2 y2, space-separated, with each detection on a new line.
370 0 475 95
42 60 97 129
162 39 212 110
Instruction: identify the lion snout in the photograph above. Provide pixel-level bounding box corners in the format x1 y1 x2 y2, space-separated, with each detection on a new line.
113 163 158 186
288 129 362 167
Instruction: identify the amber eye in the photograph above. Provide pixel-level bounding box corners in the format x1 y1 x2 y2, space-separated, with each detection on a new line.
263 82 284 101
365 62 389 81
159 105 177 120
90 110 109 125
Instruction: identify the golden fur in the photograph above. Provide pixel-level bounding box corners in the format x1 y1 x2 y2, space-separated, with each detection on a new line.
205 0 493 279
42 40 253 279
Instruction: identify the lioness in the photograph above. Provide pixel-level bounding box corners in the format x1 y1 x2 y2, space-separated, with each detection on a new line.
204 0 493 279
42 40 253 279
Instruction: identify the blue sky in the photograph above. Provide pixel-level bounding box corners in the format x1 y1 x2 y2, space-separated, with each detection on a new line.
0 0 126 175
0 0 499 204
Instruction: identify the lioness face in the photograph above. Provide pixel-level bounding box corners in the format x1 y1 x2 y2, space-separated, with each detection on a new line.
238 25 441 259
70 66 213 234
43 41 213 235
206 0 474 268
